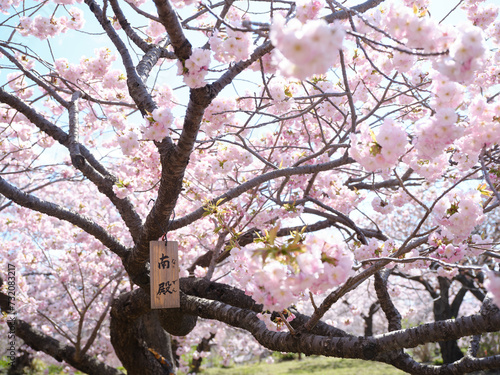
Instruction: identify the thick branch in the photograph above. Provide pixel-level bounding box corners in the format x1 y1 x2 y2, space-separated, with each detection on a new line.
450 287 467 319
68 91 85 168
362 302 380 336
181 293 500 361
182 277 263 312
455 272 486 302
13 320 123 375
374 272 402 331
129 88 212 286
388 350 500 375
109 278 500 373
112 278 351 339
109 0 175 60
189 217 385 272
0 88 143 242
324 0 385 23
112 277 499 364
171 155 354 230
111 284 198 337
136 44 167 84
304 236 429 331
0 176 128 259
153 0 192 60
0 45 69 107
110 310 175 375
84 0 156 114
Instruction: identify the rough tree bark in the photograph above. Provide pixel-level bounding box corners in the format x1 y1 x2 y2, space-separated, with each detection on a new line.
393 270 487 364
434 277 465 364
362 302 381 337
110 310 175 375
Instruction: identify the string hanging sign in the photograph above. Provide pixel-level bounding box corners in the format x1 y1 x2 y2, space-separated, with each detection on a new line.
150 240 180 309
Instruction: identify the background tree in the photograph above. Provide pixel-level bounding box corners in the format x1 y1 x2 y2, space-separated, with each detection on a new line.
1 0 500 374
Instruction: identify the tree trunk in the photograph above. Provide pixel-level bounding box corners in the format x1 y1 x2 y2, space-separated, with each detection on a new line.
437 340 464 365
190 333 215 373
434 277 464 364
362 302 380 337
7 348 32 375
110 310 176 375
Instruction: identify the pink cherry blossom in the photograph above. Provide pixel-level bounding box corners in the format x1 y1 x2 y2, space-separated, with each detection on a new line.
270 15 345 79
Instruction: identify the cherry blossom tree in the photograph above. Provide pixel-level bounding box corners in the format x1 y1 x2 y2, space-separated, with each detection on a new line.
1 0 500 374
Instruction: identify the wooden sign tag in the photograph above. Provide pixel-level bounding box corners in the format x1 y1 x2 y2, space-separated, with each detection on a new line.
150 241 180 309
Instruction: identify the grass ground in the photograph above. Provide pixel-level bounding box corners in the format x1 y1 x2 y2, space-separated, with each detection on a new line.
202 356 408 375
1 355 407 375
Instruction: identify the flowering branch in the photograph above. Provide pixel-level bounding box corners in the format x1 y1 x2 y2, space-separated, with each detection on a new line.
152 0 192 60
171 155 353 230
0 88 143 242
108 0 175 60
84 0 157 114
0 176 128 258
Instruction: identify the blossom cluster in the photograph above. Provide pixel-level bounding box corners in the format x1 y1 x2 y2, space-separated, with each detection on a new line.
17 8 84 39
0 0 21 13
457 97 500 159
485 270 500 308
349 119 408 172
462 1 499 30
202 97 237 136
142 107 174 142
414 108 463 159
213 144 252 174
295 0 325 22
116 131 139 156
384 3 443 51
209 28 253 64
146 20 166 44
7 73 34 100
270 15 345 79
435 26 487 83
230 237 353 312
353 238 397 262
325 181 364 215
257 310 296 332
177 48 211 88
432 190 485 241
55 48 117 83
371 196 393 215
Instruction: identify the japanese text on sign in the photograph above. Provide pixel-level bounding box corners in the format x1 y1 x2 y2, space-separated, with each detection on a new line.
150 241 180 309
